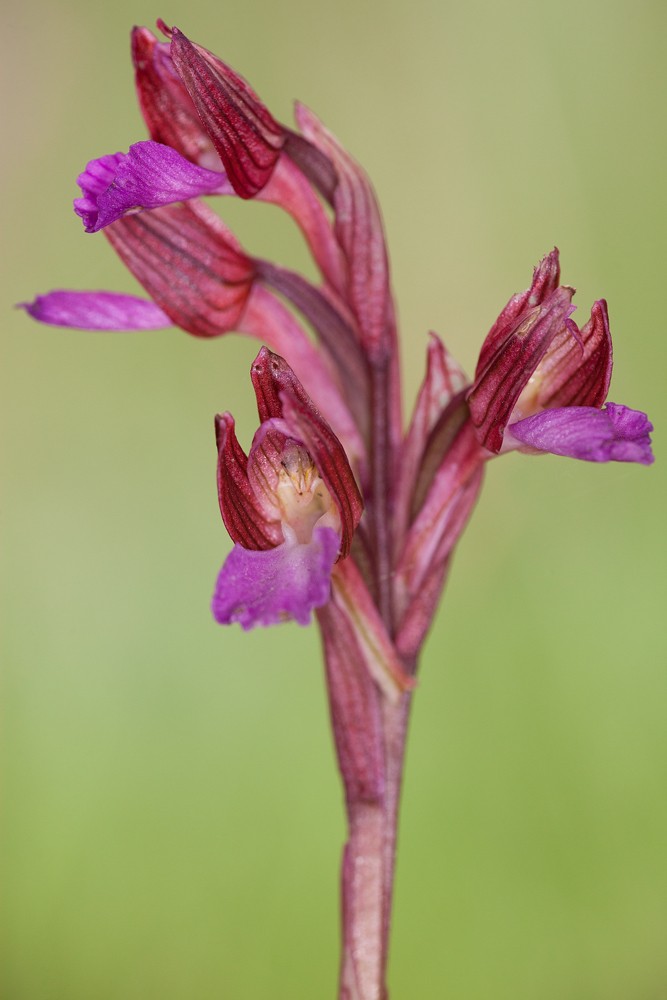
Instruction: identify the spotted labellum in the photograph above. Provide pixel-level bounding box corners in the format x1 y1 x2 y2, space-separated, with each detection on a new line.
22 21 654 1000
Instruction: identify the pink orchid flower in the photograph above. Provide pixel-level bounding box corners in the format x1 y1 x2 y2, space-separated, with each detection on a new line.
22 22 654 999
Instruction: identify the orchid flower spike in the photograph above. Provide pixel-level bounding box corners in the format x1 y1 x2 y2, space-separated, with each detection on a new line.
21 22 655 1000
212 348 362 629
467 248 654 464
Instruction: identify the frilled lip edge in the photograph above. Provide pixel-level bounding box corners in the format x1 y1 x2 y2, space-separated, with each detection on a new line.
508 402 654 465
211 524 340 629
73 141 233 233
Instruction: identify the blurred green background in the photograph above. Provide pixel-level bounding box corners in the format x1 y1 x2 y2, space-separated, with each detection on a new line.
2 0 666 997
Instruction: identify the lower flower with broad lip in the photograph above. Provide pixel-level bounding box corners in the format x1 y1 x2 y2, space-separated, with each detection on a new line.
211 347 363 629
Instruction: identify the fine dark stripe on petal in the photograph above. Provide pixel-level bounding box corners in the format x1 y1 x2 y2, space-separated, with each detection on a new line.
104 201 255 337
169 27 285 198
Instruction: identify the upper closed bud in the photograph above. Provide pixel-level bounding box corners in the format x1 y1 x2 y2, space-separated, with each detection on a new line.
164 23 286 198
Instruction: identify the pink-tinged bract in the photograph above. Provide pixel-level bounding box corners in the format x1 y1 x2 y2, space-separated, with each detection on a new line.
249 347 363 557
295 102 394 361
467 279 575 452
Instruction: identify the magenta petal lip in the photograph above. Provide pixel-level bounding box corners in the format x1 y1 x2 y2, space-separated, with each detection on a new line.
19 290 172 330
74 140 232 232
509 402 654 465
211 525 340 629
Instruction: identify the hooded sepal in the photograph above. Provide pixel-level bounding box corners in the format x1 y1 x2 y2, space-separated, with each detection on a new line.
104 200 255 337
166 24 285 198
517 298 612 414
250 347 363 556
136 27 345 291
508 402 654 464
475 248 561 376
213 349 363 631
240 288 367 471
132 26 217 166
215 413 283 550
467 251 575 453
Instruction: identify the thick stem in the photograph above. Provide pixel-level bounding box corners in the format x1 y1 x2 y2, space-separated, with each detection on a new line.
339 801 388 1000
379 695 411 970
338 692 412 1000
318 601 414 999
